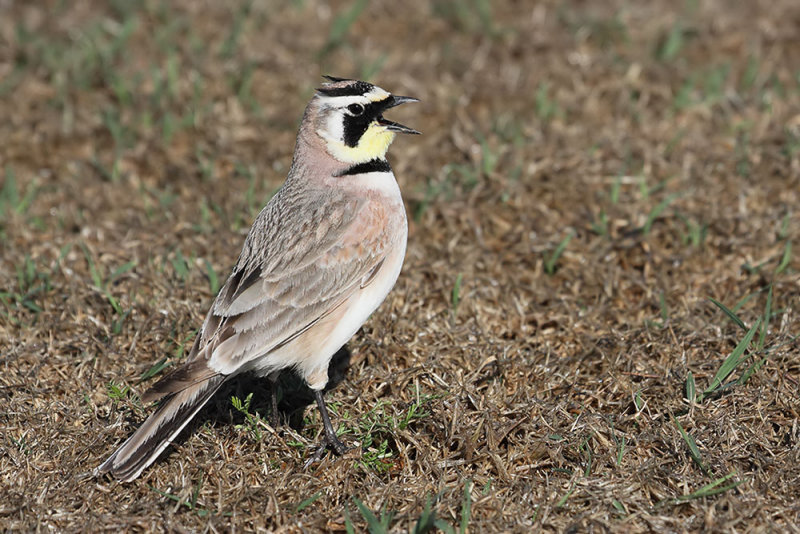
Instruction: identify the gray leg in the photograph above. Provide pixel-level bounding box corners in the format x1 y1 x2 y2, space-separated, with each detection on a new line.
304 390 350 467
267 372 280 427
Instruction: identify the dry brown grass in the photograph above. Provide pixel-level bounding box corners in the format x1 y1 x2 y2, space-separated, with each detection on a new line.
1 0 799 531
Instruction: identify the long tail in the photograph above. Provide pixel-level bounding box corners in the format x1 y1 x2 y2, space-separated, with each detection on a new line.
95 375 226 482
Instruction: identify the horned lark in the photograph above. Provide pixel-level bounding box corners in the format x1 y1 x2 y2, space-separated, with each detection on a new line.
96 76 418 482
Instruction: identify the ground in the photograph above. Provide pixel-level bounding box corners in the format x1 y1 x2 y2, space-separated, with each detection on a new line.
1 0 799 532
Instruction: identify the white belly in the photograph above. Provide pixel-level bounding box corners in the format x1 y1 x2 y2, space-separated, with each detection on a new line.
253 226 407 390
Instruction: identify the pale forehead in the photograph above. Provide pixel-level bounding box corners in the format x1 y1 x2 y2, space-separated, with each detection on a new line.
365 86 391 101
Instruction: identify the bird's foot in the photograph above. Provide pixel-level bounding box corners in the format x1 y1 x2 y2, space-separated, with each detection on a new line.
304 432 351 468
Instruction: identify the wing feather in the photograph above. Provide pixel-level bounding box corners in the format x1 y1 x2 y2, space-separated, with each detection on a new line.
196 186 393 375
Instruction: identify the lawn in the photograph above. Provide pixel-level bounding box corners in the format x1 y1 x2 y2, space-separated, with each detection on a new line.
1 0 798 531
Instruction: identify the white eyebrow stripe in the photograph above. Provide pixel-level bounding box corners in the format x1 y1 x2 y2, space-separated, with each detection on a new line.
316 95 371 107
316 88 391 108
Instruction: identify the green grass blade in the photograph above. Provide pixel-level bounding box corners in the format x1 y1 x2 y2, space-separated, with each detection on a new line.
80 243 104 289
103 287 123 315
460 479 472 534
633 390 644 411
643 193 679 234
16 177 38 215
758 285 772 351
732 291 755 312
544 231 573 275
139 356 172 382
556 484 575 507
1 166 18 217
673 417 706 473
353 497 386 534
685 371 696 404
190 474 203 510
658 22 684 61
295 491 323 513
677 472 745 501
411 496 436 534
774 240 791 275
616 435 626 466
738 355 767 385
321 0 367 55
707 297 746 331
204 258 219 295
699 318 760 401
172 249 190 282
110 260 136 282
344 508 356 534
659 291 668 323
451 273 463 314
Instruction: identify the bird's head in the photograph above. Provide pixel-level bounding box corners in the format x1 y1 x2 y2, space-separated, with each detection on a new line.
311 76 419 165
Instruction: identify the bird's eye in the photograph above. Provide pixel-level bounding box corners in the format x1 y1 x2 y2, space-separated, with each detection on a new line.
347 103 365 116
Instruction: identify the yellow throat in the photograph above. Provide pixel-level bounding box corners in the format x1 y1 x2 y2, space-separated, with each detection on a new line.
326 122 396 164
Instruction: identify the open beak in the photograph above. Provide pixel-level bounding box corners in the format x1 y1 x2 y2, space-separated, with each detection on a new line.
377 95 420 135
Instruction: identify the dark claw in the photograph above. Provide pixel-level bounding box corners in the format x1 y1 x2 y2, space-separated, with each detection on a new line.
304 432 351 468
324 431 350 456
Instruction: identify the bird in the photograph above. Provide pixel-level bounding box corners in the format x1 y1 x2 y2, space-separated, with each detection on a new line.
96 76 419 482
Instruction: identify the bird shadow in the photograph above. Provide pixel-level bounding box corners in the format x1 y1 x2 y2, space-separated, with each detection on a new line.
147 345 352 469
215 344 353 430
